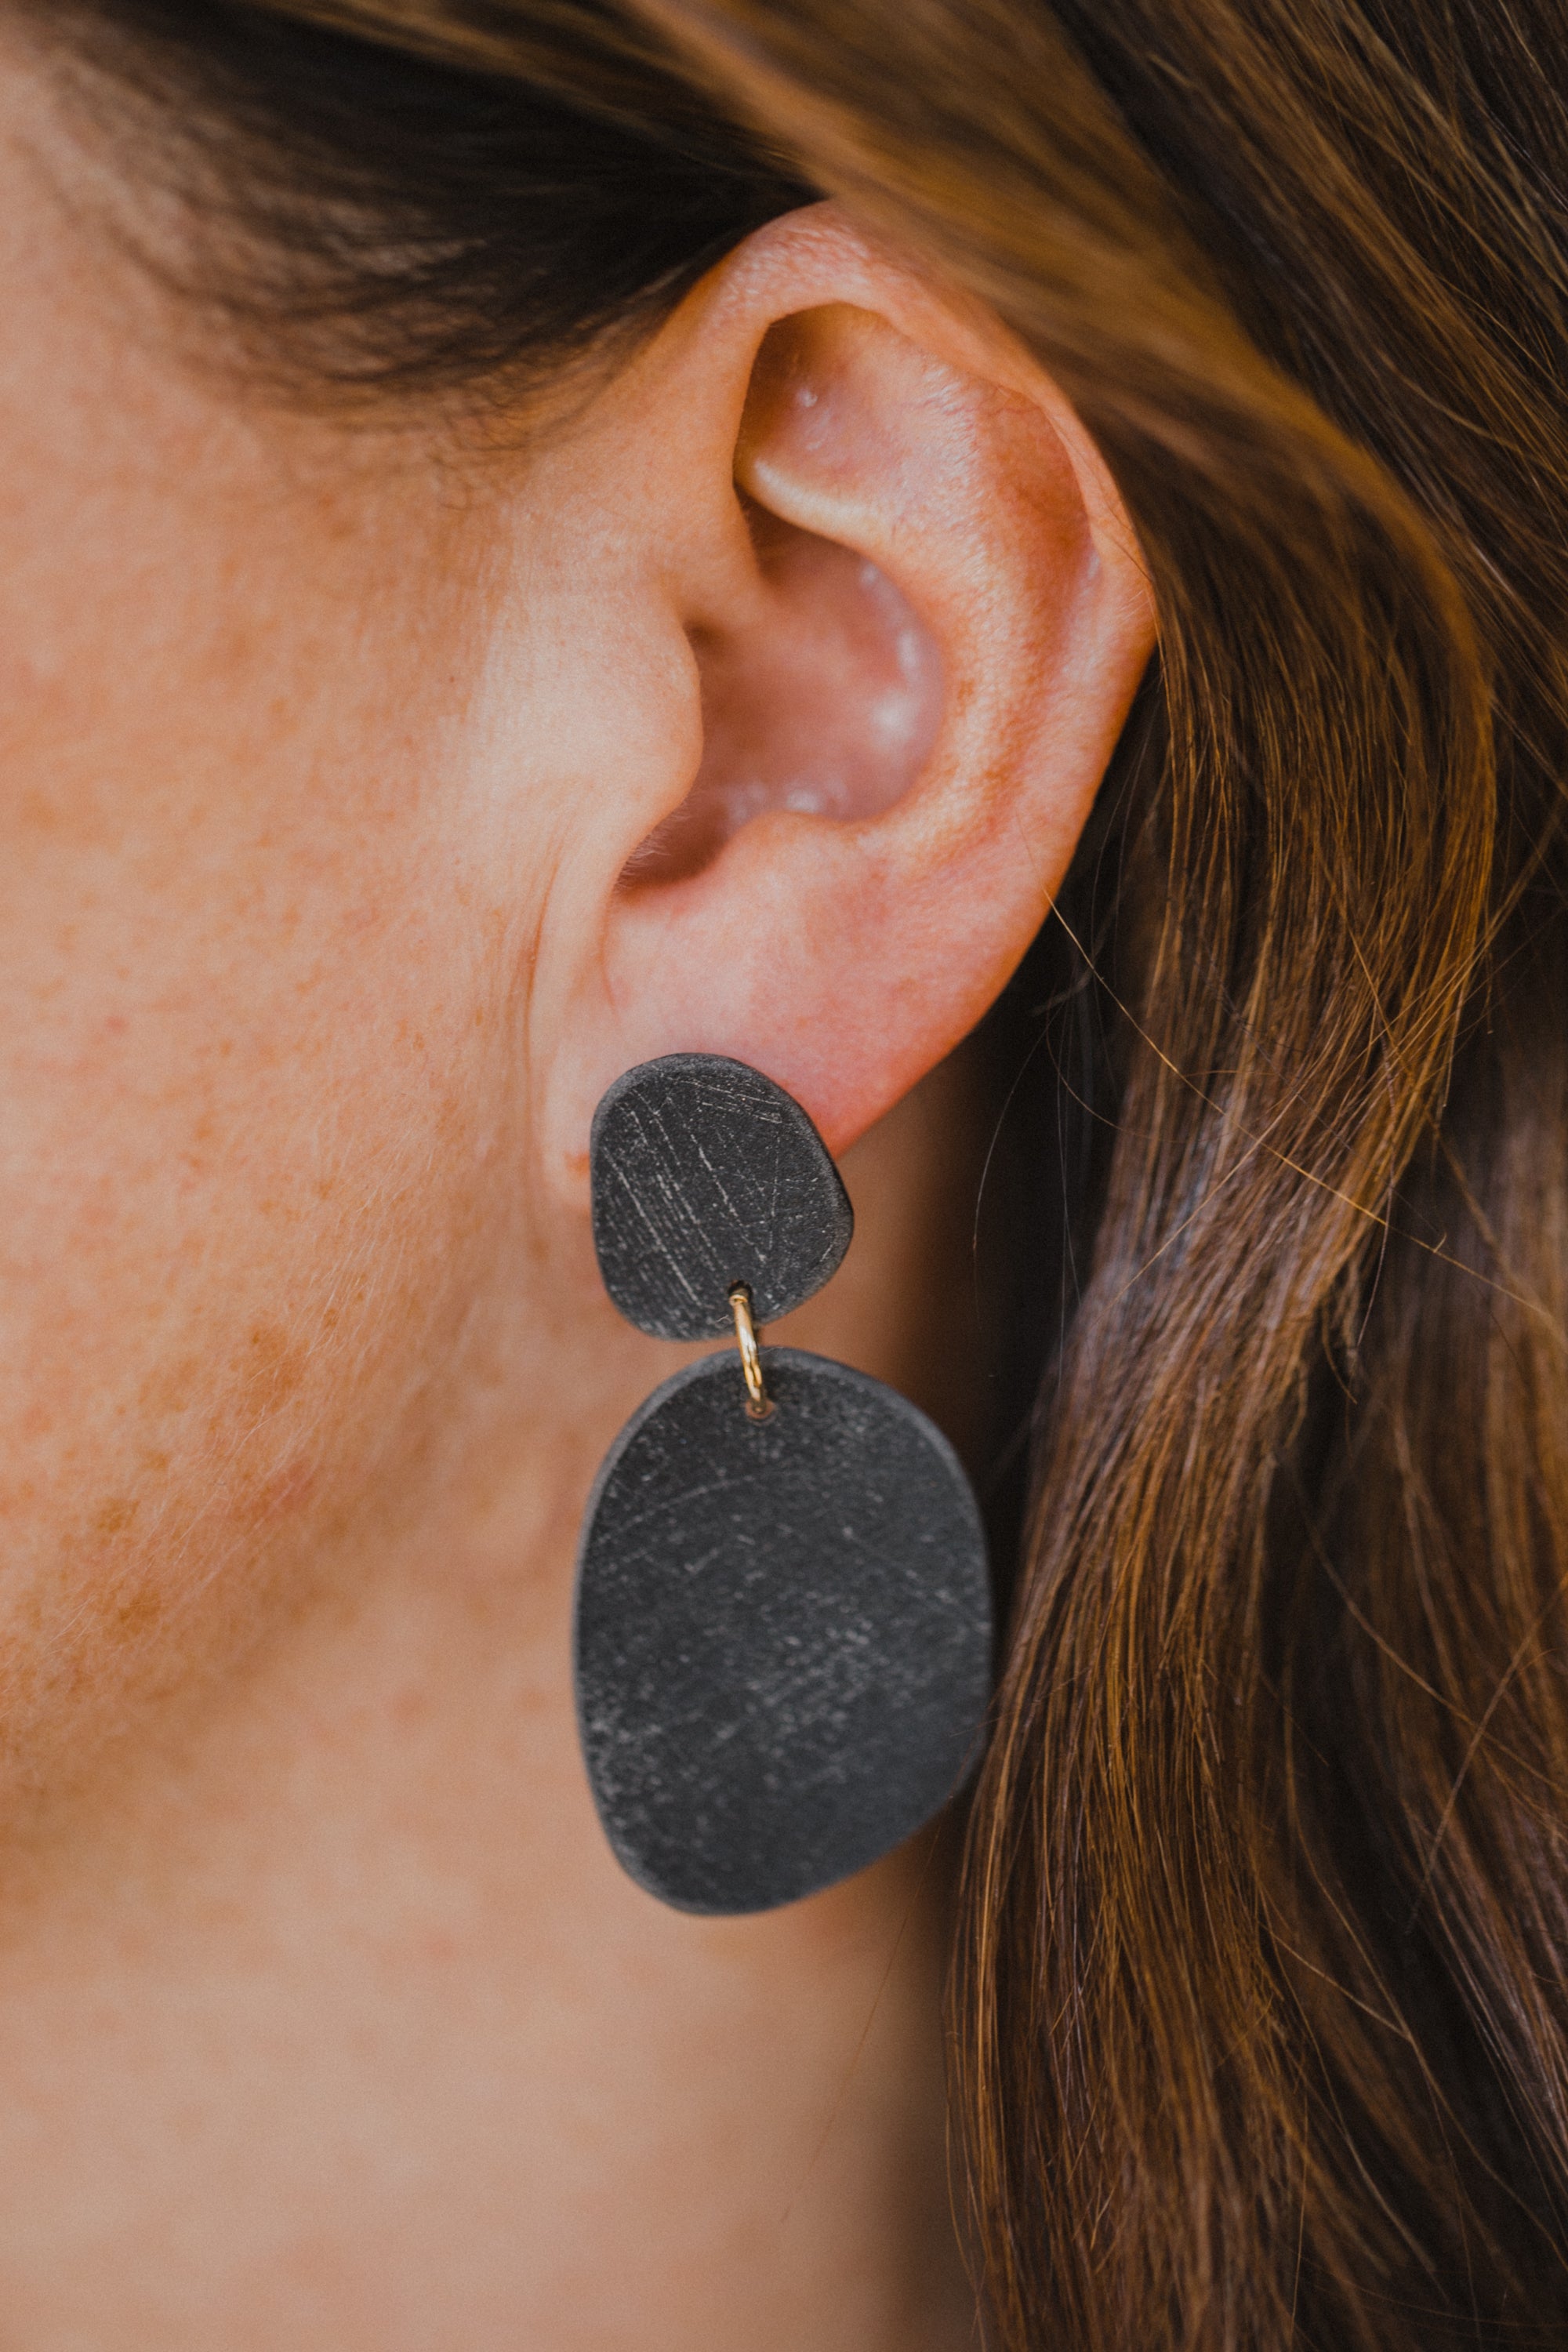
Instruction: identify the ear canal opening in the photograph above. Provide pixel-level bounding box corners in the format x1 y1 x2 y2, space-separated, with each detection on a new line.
621 495 944 887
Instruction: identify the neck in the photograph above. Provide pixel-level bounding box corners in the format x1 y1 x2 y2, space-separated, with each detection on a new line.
0 1468 975 2346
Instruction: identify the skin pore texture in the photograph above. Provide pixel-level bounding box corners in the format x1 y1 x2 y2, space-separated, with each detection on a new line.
0 25 1153 2350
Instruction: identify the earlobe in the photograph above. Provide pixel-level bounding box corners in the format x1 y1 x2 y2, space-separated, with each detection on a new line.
538 209 1155 1196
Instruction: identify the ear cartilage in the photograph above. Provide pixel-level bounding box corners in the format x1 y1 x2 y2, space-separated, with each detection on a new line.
574 1052 993 1918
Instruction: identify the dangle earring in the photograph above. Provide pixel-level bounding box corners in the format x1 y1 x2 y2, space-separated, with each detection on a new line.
573 1052 993 1916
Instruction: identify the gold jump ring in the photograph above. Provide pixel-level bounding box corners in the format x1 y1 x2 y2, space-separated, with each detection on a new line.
727 1284 773 1422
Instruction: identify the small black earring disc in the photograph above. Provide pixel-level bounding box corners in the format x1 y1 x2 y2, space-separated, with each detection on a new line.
574 1347 993 1916
590 1054 853 1341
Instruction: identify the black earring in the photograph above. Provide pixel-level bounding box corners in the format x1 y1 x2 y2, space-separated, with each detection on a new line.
573 1053 993 1916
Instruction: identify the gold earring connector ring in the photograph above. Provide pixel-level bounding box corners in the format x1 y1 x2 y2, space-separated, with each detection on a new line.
728 1285 773 1421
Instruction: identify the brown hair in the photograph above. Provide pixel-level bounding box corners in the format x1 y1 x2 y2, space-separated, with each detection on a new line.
45 0 1568 2341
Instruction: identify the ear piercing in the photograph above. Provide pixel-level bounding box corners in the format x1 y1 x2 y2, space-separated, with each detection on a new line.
573 1052 994 1917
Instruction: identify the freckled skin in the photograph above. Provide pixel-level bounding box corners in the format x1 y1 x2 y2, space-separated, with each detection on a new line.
0 24 1154 2352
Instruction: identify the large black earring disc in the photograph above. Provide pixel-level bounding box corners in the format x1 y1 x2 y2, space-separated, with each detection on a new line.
590 1054 853 1341
574 1347 993 1916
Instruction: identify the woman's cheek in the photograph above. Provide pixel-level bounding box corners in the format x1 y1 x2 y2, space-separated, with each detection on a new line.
0 784 497 1778
0 517 519 1797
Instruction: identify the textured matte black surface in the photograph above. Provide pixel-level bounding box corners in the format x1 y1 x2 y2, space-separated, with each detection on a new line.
574 1347 993 1915
590 1055 853 1341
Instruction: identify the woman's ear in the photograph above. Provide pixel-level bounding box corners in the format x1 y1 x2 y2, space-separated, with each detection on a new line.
528 205 1155 1194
